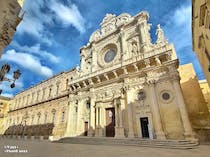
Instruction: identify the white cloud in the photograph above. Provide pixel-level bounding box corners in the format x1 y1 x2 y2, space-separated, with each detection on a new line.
17 0 86 44
17 0 54 45
11 41 60 63
162 4 204 79
50 2 86 33
163 5 192 52
1 93 14 98
2 50 53 77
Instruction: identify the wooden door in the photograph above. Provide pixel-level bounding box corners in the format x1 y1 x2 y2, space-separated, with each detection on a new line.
84 122 88 136
140 117 149 138
106 108 115 137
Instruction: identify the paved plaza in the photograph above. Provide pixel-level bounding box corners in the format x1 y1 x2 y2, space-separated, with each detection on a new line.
0 139 210 157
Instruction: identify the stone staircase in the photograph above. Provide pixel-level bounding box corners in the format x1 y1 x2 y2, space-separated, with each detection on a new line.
55 137 199 149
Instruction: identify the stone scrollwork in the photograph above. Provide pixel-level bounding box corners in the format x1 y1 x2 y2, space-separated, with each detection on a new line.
89 30 101 42
116 13 132 26
146 71 159 85
89 13 132 43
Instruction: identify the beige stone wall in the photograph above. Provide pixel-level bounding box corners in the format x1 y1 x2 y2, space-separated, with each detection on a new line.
192 0 210 86
6 69 76 137
179 63 209 115
179 63 210 141
0 96 11 134
199 80 210 112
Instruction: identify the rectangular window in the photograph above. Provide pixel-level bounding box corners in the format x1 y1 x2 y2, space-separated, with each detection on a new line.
200 4 206 26
42 89 45 100
37 91 40 101
86 101 90 109
61 112 65 122
49 87 52 97
56 84 59 95
44 114 47 123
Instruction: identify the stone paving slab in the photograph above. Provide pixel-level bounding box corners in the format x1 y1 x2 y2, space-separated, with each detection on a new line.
0 138 210 157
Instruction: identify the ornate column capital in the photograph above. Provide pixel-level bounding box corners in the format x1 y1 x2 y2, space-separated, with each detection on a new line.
146 79 157 85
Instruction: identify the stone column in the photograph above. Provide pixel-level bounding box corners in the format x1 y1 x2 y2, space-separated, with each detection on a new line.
91 43 97 72
95 106 99 129
98 107 103 136
76 99 85 136
126 88 135 138
114 98 125 138
120 30 126 60
65 99 74 137
88 98 96 137
148 80 166 139
172 75 194 139
115 102 119 127
95 106 103 137
138 18 151 53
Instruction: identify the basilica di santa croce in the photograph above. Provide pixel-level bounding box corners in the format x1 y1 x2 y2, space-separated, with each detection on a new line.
3 11 210 144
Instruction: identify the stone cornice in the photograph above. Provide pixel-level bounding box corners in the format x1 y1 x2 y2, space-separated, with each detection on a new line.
8 93 69 113
71 45 172 83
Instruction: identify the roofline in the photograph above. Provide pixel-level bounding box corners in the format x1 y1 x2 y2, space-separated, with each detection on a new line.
16 68 76 96
0 96 12 101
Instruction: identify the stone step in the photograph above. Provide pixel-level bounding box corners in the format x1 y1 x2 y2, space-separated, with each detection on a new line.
55 137 199 149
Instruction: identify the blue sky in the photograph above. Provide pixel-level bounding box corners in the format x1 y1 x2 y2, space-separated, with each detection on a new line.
0 0 204 97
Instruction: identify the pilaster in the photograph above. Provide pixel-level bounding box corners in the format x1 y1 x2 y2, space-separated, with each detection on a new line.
126 87 135 138
114 98 125 138
65 97 75 137
171 73 195 139
88 97 96 137
148 80 166 140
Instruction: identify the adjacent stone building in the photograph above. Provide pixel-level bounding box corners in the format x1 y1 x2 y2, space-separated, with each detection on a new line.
179 63 210 141
0 96 11 134
0 0 24 57
199 79 210 112
192 0 210 86
3 11 210 142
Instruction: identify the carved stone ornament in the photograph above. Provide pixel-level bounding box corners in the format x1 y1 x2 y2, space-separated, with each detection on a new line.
89 13 132 42
137 90 146 101
98 44 119 67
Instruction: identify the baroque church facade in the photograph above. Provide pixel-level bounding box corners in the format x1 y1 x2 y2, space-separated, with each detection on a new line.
5 11 196 140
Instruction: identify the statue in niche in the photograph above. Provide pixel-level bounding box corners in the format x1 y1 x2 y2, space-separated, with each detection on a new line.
155 57 161 66
76 64 80 72
155 24 167 44
131 42 138 55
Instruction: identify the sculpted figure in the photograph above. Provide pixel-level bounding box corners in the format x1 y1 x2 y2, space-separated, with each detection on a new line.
131 42 138 54
156 24 167 44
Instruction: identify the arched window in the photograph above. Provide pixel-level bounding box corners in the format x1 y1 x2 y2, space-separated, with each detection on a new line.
49 86 52 98
31 115 34 125
44 113 48 124
61 111 65 122
17 117 19 124
56 82 60 95
51 109 56 123
37 112 41 124
66 79 69 90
